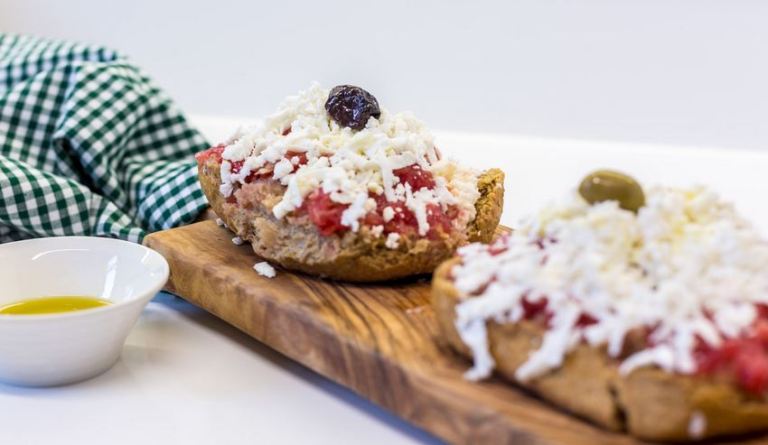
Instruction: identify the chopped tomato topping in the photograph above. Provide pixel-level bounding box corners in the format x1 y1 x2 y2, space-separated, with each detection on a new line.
302 190 348 236
486 236 510 256
757 303 768 320
694 306 768 395
756 320 768 346
360 193 456 238
227 151 309 185
488 245 508 256
427 203 457 238
736 343 768 395
195 145 225 164
213 155 454 238
285 150 308 173
382 201 419 235
394 164 436 190
228 160 272 184
576 313 598 328
521 296 549 321
230 160 244 174
195 144 306 180
361 195 412 234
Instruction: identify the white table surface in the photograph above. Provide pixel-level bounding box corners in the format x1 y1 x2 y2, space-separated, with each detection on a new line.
3 117 768 445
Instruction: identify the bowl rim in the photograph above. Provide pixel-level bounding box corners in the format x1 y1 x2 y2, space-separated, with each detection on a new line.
0 236 169 322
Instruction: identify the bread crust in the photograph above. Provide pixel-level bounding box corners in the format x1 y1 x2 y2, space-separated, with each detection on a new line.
432 258 768 441
198 158 504 282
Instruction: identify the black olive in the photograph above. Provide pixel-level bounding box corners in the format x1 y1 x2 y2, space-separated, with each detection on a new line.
578 169 646 212
325 85 381 130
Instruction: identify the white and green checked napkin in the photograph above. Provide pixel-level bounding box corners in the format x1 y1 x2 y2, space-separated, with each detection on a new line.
0 34 209 243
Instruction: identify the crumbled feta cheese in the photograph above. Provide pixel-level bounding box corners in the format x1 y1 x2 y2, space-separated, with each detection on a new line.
688 411 707 439
340 193 370 232
452 186 768 382
461 319 497 381
218 83 480 234
272 158 294 180
405 186 441 236
232 236 244 246
382 207 395 222
253 261 276 278
385 233 401 249
220 182 233 198
370 225 384 237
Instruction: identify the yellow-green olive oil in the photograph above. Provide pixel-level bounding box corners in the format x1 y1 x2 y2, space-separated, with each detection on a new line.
0 296 111 315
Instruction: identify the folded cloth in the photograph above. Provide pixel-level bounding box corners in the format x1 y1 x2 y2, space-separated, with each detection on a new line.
0 34 209 243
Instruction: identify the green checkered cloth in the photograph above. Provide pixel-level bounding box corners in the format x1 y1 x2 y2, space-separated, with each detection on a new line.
0 34 210 243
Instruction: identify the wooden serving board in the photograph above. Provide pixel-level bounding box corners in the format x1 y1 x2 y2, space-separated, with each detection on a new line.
145 221 767 445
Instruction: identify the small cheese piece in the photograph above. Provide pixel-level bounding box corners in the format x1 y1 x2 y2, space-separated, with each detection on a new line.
272 158 295 181
385 233 401 249
232 236 244 246
382 207 395 222
253 261 276 278
370 225 384 237
340 193 370 232
688 411 707 439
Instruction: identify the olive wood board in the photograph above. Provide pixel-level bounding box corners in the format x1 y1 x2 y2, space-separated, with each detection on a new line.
144 221 768 445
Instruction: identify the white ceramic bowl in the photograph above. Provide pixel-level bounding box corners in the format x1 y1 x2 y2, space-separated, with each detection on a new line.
0 236 169 387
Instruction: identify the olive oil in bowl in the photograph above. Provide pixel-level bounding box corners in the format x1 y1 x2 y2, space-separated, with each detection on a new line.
0 296 111 315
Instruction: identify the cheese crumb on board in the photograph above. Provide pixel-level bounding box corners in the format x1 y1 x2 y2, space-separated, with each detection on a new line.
253 262 276 278
231 236 244 246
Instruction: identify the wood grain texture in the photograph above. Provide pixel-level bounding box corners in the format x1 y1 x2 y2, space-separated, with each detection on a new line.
144 221 768 445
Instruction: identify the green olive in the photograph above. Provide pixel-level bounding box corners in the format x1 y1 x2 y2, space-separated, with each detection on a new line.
578 169 645 212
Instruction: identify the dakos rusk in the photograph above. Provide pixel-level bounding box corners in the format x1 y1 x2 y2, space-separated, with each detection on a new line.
196 84 504 282
433 170 768 441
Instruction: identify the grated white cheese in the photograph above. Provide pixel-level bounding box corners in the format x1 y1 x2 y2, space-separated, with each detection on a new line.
688 411 707 439
385 233 401 249
382 207 396 222
370 225 384 238
340 194 373 232
253 261 276 278
220 182 234 198
452 186 768 382
406 186 440 236
272 158 294 180
217 83 480 235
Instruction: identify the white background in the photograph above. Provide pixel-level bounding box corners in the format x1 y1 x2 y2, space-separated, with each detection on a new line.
3 0 768 150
